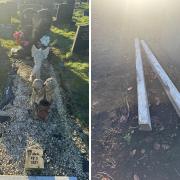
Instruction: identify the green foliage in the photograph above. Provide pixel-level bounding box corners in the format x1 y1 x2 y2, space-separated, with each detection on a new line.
0 38 17 49
73 2 89 25
123 132 132 145
51 26 75 52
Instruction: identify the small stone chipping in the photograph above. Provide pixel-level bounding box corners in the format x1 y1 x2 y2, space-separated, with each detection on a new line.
0 59 88 179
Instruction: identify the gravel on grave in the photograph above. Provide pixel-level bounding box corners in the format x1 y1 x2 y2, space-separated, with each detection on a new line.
0 60 88 180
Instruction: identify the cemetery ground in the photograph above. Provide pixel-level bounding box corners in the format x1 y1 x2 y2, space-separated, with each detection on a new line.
92 1 180 179
0 1 89 179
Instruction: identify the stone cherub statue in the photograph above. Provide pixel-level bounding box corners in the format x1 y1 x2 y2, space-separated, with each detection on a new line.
29 43 50 82
30 77 56 120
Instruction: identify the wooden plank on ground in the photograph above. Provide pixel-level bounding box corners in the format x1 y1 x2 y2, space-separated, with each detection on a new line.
0 176 77 180
141 40 180 117
135 38 152 131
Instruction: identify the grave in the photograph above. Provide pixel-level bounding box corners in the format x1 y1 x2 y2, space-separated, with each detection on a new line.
25 146 44 169
56 2 75 25
71 25 89 54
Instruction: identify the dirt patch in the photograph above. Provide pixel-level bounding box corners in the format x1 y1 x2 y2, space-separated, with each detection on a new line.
92 57 180 180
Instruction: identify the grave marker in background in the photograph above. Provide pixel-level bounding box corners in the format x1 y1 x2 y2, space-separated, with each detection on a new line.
71 25 89 54
56 1 75 25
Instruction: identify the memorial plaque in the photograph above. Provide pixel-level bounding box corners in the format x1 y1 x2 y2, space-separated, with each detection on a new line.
56 2 75 25
71 25 89 54
25 147 44 169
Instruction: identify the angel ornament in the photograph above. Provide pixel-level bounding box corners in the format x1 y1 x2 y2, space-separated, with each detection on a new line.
30 79 44 106
29 35 50 82
30 78 56 120
44 77 57 104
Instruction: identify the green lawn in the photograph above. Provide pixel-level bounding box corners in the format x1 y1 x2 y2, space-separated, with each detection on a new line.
50 2 89 128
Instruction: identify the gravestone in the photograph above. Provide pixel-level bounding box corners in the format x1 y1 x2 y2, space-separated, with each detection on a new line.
71 25 89 54
0 24 15 38
32 9 52 43
25 146 44 169
84 9 89 16
56 2 75 25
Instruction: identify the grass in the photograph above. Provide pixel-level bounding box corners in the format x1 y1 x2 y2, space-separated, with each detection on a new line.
51 47 89 128
50 2 89 128
0 38 17 49
51 26 75 52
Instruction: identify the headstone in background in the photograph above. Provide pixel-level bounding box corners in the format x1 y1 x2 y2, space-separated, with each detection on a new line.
32 9 52 43
71 25 89 54
84 9 89 16
0 24 15 39
56 2 75 25
25 146 44 169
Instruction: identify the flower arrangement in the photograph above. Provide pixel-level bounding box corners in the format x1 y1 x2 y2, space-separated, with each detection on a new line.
13 31 30 47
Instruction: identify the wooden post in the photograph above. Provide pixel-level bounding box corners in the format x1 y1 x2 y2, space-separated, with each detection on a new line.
141 40 180 117
135 38 152 131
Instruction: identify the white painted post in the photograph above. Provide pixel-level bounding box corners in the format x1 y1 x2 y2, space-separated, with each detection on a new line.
141 40 180 117
135 38 152 131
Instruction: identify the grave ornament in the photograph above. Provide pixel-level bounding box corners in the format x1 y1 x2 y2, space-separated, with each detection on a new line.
29 44 50 82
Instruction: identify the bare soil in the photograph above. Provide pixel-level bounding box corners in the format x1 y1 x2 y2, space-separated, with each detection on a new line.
92 1 180 179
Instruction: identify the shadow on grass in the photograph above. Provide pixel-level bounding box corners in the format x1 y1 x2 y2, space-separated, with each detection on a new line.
50 26 76 52
51 51 89 128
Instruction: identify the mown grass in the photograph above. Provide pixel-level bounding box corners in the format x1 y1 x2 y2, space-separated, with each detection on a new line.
51 48 89 127
50 2 89 128
51 26 75 52
0 38 17 49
